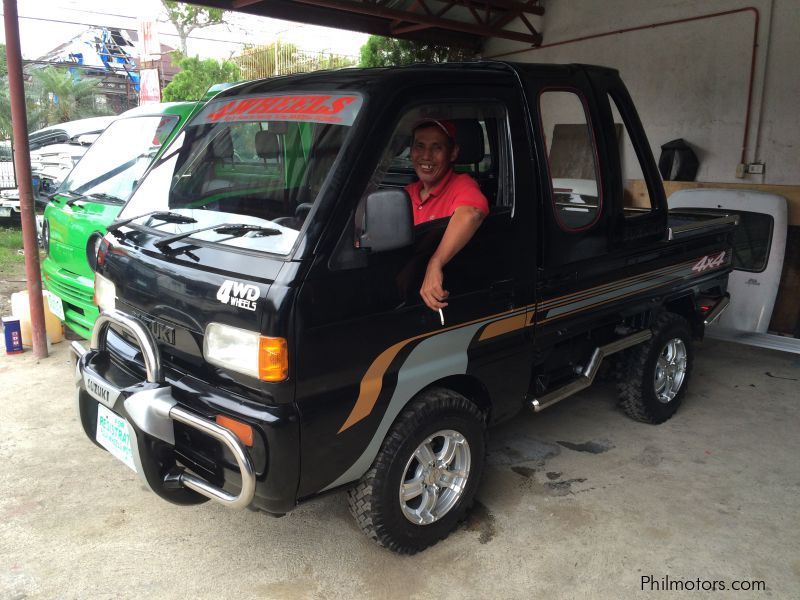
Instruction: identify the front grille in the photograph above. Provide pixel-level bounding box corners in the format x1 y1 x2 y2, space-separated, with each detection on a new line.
46 273 94 307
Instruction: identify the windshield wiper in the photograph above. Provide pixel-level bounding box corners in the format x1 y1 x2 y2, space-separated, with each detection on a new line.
87 192 125 205
154 223 281 251
62 191 86 207
108 210 198 233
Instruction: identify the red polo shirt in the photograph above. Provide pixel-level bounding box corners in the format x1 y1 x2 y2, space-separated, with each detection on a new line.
405 170 489 226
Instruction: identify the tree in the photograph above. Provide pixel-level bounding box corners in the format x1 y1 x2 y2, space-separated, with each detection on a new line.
161 1 227 55
25 67 110 130
0 91 10 141
0 44 10 139
359 35 475 68
162 53 240 102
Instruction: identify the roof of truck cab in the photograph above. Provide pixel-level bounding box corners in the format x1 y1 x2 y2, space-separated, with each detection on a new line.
213 61 621 99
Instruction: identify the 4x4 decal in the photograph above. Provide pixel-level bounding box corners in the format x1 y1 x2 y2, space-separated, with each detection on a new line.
692 251 727 273
216 280 259 311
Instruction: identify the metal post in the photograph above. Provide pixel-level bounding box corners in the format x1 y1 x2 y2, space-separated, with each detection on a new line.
4 0 48 358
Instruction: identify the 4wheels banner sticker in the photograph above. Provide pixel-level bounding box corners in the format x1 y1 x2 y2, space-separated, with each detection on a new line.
196 94 364 126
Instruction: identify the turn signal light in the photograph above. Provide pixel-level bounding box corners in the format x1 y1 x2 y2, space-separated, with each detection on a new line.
259 336 288 382
216 415 254 447
97 233 113 269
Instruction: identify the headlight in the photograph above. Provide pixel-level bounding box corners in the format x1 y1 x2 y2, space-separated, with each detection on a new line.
86 232 103 271
94 272 116 312
204 322 287 382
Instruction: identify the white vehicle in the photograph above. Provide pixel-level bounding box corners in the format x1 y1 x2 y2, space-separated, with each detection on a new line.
552 177 598 212
0 116 115 219
669 188 797 354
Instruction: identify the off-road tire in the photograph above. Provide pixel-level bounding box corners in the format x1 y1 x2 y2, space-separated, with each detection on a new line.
617 312 694 424
347 388 486 554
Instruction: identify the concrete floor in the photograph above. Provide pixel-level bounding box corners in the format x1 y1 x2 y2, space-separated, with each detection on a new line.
1 338 798 599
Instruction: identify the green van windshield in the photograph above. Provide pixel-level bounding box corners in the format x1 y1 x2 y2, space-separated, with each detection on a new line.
59 114 181 203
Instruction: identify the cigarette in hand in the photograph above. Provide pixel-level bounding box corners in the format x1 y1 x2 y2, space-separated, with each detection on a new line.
438 308 444 326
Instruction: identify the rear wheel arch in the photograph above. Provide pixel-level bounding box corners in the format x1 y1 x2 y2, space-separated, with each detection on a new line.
663 293 703 337
420 374 493 422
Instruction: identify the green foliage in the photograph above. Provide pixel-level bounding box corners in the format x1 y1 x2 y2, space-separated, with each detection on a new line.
25 67 110 131
359 35 475 68
162 53 240 102
0 44 10 139
162 1 227 54
0 226 24 274
0 93 10 140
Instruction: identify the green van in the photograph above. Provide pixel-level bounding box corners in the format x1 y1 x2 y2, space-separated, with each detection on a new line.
42 101 202 338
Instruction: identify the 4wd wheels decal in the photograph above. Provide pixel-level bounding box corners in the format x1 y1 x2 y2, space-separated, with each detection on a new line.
216 280 259 311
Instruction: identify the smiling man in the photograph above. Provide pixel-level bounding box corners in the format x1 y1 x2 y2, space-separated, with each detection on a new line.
404 119 489 311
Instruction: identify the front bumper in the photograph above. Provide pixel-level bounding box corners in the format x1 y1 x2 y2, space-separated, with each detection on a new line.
42 257 98 339
0 197 21 218
73 309 299 513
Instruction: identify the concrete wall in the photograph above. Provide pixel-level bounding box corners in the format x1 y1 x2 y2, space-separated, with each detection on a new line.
484 0 800 185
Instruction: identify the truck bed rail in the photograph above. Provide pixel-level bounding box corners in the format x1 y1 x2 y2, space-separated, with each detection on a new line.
667 209 739 241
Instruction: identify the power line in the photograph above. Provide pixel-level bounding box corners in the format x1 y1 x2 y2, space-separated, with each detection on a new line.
3 13 249 46
56 3 310 38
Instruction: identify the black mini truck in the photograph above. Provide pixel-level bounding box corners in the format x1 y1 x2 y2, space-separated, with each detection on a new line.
72 62 736 553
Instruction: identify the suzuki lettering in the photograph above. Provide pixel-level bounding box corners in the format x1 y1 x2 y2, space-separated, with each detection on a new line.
216 280 259 311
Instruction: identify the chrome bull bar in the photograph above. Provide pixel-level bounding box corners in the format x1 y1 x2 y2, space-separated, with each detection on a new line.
75 309 256 510
92 310 163 383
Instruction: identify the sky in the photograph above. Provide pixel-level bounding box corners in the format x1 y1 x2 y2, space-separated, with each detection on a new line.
1 0 369 60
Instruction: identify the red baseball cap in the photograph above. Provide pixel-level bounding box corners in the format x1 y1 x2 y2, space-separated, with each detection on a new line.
413 119 457 141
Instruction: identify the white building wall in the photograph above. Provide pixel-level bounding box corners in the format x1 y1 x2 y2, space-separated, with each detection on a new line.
483 0 800 185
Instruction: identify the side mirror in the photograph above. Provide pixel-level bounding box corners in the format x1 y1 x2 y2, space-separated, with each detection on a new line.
359 189 413 252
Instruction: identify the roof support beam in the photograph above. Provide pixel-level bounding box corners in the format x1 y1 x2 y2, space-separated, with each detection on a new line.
286 0 542 44
391 22 434 34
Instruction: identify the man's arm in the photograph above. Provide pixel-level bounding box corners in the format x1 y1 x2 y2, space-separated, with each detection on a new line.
420 205 485 311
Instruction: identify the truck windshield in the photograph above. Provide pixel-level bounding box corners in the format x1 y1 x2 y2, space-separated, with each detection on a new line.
118 93 363 256
58 115 180 204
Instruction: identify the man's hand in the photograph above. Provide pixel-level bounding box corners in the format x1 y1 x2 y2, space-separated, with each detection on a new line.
420 257 449 310
419 205 485 311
